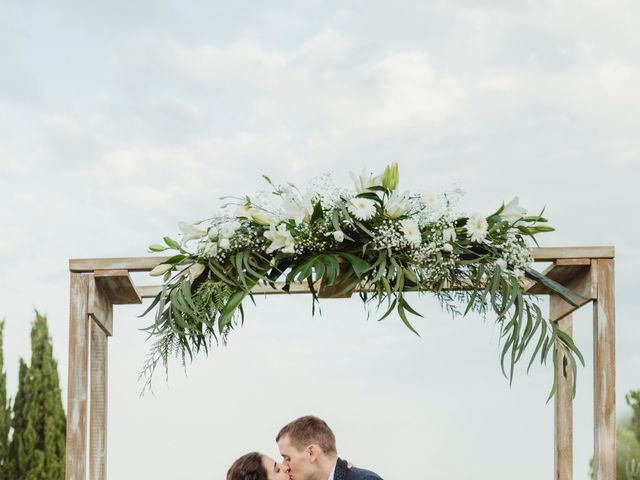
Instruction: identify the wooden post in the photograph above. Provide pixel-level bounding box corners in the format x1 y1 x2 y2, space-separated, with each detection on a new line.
593 259 616 480
553 294 573 480
89 278 112 480
66 273 91 480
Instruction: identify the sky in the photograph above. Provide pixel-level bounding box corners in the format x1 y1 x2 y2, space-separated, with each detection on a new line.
1 0 639 478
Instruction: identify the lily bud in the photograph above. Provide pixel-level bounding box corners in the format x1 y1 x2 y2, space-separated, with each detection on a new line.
382 162 399 191
149 263 173 277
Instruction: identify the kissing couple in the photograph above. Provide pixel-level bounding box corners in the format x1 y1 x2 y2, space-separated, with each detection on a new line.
227 415 383 480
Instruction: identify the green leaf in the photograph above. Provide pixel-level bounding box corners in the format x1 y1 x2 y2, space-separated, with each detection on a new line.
397 297 421 337
339 253 371 277
525 268 587 307
218 290 248 333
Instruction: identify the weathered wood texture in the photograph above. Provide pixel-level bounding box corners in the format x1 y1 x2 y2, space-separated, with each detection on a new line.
593 259 616 480
66 273 91 480
88 278 113 336
68 246 615 273
528 259 597 322
553 295 573 480
67 249 617 480
90 319 109 480
94 269 141 305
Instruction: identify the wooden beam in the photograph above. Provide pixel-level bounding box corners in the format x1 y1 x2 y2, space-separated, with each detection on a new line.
531 246 614 260
528 259 591 295
88 278 113 336
66 273 91 480
94 269 141 305
68 246 615 273
593 259 616 480
553 296 573 480
90 318 109 480
527 259 597 322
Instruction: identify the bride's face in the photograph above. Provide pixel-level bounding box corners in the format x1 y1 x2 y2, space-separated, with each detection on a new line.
261 455 291 480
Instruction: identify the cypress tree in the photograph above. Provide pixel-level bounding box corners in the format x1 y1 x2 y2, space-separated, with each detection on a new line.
8 311 66 480
0 320 10 479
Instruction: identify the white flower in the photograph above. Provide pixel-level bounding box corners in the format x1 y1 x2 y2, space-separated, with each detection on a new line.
385 191 410 219
500 197 527 223
149 263 173 277
350 167 381 194
219 238 231 250
443 227 457 243
466 213 488 243
220 221 241 238
264 223 295 254
203 243 218 257
178 222 207 245
249 209 272 225
400 219 422 245
496 259 508 271
207 226 219 240
421 192 442 211
235 204 253 218
332 230 345 242
348 197 377 221
282 192 314 224
187 263 205 282
442 243 453 253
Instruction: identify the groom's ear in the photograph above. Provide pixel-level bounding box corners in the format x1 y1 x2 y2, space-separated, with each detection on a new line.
307 444 318 462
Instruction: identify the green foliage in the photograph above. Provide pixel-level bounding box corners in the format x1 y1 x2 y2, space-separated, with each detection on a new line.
627 390 640 443
7 311 66 480
589 390 640 480
0 321 10 479
144 167 585 398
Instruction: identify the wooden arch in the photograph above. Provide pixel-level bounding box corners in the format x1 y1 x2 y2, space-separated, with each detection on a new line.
65 246 616 480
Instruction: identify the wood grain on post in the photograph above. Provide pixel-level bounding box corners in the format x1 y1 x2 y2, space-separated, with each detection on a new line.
90 319 109 480
66 273 91 480
593 259 616 480
552 294 573 480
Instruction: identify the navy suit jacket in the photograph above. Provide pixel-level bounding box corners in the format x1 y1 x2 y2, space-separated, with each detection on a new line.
333 457 383 480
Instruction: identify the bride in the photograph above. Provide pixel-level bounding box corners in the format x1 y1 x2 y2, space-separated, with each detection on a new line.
227 452 290 480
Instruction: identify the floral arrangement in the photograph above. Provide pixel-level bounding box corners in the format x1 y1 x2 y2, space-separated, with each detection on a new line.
141 163 584 397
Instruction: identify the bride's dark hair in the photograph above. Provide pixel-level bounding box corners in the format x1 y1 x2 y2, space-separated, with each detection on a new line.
227 452 268 480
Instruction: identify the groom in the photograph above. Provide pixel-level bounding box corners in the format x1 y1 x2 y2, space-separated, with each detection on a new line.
276 415 383 480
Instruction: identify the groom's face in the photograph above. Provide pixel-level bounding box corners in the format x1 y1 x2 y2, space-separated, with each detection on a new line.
278 434 314 480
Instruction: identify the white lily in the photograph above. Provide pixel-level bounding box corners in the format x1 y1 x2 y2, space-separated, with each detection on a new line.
235 204 253 218
350 167 382 194
443 227 457 243
178 222 207 245
500 197 527 223
250 209 272 225
400 219 422 245
149 263 173 277
282 192 314 224
385 191 410 219
264 223 295 254
187 263 205 282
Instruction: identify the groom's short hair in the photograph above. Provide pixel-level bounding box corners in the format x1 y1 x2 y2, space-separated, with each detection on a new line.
276 415 337 455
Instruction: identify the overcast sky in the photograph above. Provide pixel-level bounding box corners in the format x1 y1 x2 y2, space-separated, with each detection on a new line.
1 1 639 479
